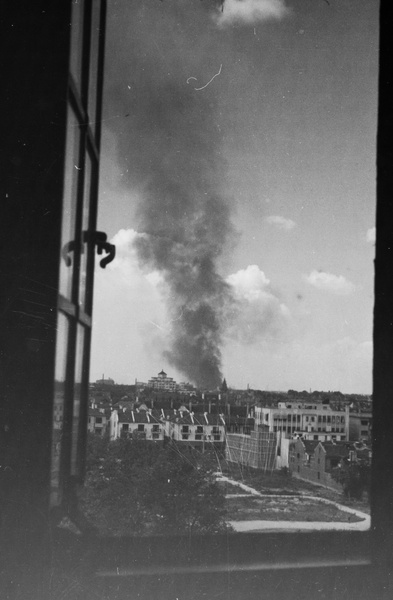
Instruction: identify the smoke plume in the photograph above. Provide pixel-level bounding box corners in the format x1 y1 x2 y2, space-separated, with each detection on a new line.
105 1 235 389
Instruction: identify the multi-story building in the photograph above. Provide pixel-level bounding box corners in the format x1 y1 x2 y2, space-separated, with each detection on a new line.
147 370 178 392
254 401 349 442
110 408 164 442
349 405 372 442
164 410 226 452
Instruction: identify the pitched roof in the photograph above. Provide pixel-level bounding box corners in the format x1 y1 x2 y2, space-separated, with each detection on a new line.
303 440 319 455
89 408 107 418
116 410 161 424
168 412 225 426
320 442 350 458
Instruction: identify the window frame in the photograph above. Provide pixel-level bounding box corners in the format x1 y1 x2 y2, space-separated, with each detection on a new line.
73 4 393 592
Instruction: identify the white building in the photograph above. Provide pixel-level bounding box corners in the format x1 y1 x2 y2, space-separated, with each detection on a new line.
110 408 164 442
254 401 349 442
147 370 177 392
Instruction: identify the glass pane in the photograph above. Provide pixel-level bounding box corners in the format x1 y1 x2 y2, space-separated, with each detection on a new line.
50 312 69 506
87 1 376 537
59 106 80 301
78 150 92 312
88 0 102 137
71 324 86 475
69 0 85 95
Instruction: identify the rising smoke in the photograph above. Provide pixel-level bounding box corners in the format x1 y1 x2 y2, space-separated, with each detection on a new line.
104 0 288 389
105 1 235 389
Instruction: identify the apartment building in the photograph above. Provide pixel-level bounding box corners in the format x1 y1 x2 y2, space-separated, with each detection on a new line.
165 410 226 452
254 401 349 442
110 408 164 442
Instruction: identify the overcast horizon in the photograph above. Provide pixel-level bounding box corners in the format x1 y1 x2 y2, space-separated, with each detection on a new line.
90 0 378 394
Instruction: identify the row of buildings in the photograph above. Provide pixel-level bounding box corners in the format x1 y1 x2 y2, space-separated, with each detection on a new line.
86 379 372 493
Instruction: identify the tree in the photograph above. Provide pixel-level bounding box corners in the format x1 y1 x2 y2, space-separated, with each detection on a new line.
331 461 371 500
79 434 229 536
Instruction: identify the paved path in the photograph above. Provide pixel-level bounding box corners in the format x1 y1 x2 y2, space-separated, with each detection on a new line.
216 474 371 532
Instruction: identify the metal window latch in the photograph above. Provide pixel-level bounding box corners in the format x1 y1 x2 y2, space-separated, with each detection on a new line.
62 232 116 269
61 240 77 267
83 231 116 268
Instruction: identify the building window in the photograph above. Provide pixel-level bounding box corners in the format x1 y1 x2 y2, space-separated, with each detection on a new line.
138 424 145 432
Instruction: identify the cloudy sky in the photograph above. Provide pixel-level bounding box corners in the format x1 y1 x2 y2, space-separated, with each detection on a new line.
90 0 378 393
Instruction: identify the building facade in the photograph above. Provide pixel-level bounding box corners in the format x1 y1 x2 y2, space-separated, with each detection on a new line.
88 408 108 436
349 408 372 442
148 370 178 392
164 410 226 452
255 401 349 442
110 408 164 442
289 439 351 491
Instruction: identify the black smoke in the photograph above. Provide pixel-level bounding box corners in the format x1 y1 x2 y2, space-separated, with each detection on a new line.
105 1 234 389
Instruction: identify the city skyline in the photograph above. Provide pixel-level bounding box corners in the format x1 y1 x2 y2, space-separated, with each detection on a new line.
90 0 378 393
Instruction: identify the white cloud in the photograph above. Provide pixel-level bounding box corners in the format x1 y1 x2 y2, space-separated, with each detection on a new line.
266 215 296 230
213 0 289 28
304 270 355 296
225 264 291 343
366 227 376 244
108 228 164 289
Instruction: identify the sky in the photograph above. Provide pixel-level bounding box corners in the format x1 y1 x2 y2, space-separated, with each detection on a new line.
90 0 378 393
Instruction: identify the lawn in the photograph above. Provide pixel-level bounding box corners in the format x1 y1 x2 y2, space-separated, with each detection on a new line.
218 461 371 515
225 495 364 523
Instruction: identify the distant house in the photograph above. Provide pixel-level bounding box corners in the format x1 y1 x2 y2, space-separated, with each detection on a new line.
164 410 226 452
95 375 115 386
225 415 254 435
109 408 164 443
289 439 351 491
88 408 108 436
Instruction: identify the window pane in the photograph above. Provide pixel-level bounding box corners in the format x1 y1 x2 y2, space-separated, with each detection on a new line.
50 312 69 506
88 0 102 138
69 0 85 95
71 324 86 476
59 106 80 301
78 149 92 312
87 1 376 538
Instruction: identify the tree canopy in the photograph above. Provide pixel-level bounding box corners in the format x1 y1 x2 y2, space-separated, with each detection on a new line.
79 434 229 536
